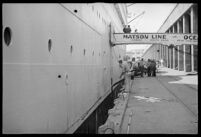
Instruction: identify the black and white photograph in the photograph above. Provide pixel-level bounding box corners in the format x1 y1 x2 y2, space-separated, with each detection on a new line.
2 3 198 134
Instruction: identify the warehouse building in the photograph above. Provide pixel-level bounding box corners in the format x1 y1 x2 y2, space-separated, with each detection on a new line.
142 3 197 73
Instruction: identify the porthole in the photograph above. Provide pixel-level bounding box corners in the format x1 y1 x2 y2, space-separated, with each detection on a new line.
83 49 86 56
70 45 73 53
4 27 12 46
92 51 94 56
48 39 52 52
74 9 78 13
92 6 94 11
99 53 100 56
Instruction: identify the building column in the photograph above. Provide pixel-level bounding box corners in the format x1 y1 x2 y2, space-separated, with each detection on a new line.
172 25 175 69
165 45 168 68
186 13 191 72
162 44 164 60
164 45 166 67
168 29 172 69
173 48 175 69
162 45 164 67
161 44 163 65
183 14 189 72
191 45 194 71
168 47 171 68
157 44 159 61
177 45 179 70
162 45 163 59
160 44 162 59
174 24 178 70
159 44 161 60
165 45 167 67
162 44 164 67
158 44 160 60
154 44 157 60
163 45 165 61
177 21 181 71
190 5 198 72
166 46 168 67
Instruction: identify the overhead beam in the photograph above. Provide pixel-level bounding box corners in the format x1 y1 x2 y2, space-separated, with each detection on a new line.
111 33 198 46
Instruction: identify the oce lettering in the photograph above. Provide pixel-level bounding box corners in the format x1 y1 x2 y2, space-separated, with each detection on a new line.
184 35 197 40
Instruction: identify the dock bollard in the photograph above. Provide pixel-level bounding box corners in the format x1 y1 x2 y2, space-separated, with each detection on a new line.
98 120 115 134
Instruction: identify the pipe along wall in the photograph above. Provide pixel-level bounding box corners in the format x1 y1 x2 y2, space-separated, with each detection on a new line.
74 79 124 133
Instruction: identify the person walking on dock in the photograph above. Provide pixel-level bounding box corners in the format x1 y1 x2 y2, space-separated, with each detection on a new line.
148 59 156 77
147 59 152 77
151 60 156 77
130 57 136 90
139 58 145 77
119 56 132 93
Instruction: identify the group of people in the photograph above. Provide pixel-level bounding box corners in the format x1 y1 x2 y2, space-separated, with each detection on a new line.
123 25 131 33
146 59 157 77
118 56 157 93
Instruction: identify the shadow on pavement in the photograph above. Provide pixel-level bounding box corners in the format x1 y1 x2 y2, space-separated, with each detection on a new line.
134 71 197 91
157 74 197 91
156 70 168 74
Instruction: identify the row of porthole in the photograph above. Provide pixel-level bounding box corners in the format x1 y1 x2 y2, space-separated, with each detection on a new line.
4 27 108 57
73 6 107 26
48 40 107 56
4 9 107 46
91 5 107 26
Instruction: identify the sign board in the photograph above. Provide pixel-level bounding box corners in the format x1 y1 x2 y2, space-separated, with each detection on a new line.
111 33 198 45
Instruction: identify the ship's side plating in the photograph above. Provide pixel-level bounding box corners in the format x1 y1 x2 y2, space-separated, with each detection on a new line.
3 3 127 133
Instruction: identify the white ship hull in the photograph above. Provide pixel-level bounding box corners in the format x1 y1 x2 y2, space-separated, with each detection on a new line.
3 3 126 133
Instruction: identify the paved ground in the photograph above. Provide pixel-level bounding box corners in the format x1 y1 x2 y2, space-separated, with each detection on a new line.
120 67 198 134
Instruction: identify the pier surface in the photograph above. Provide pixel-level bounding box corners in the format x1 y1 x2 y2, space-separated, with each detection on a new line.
120 67 198 134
